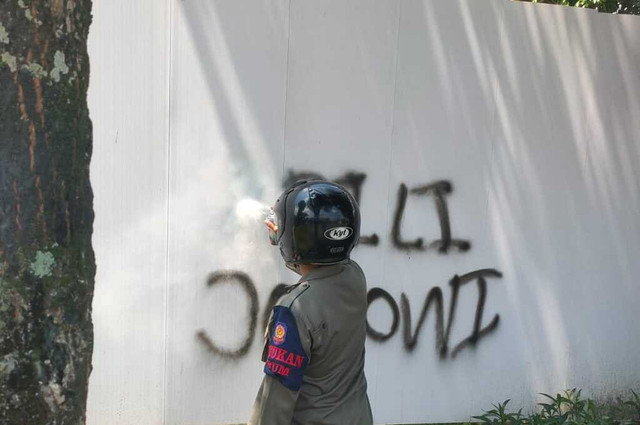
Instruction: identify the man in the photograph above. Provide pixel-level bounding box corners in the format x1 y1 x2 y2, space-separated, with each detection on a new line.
249 179 373 425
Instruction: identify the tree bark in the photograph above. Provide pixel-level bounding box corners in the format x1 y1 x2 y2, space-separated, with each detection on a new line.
0 0 94 423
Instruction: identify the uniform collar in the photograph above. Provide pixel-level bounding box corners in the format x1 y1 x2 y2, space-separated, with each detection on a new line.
298 261 347 283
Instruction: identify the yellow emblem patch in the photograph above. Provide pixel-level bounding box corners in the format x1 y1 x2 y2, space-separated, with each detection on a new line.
273 322 287 345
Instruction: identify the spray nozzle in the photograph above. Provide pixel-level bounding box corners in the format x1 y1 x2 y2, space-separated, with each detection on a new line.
265 208 278 245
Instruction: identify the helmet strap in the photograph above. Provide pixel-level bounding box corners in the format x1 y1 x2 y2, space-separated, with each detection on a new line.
285 262 301 275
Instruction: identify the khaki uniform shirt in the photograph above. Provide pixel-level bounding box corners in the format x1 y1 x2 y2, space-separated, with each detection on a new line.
248 260 373 425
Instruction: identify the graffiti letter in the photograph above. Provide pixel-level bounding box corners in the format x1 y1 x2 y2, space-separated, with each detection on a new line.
392 183 425 250
366 287 400 341
401 287 445 352
410 181 470 253
336 171 379 246
286 169 379 246
197 270 259 359
449 269 502 358
283 170 327 189
335 171 366 205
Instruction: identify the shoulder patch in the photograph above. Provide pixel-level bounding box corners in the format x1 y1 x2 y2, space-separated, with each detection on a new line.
263 306 309 391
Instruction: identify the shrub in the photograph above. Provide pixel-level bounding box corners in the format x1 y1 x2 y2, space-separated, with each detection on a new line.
472 389 640 425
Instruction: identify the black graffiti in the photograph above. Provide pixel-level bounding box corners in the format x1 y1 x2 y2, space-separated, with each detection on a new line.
261 283 289 333
287 170 469 252
448 269 501 357
197 268 501 360
197 175 498 360
197 271 259 359
392 183 425 250
366 268 502 358
285 170 366 205
335 171 366 206
284 170 326 191
412 181 471 252
393 181 471 253
284 170 380 246
401 287 444 352
366 288 400 341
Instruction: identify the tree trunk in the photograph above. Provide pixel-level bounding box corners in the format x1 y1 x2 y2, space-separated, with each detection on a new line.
0 0 94 423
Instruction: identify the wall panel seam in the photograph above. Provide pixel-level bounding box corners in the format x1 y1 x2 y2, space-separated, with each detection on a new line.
162 0 175 424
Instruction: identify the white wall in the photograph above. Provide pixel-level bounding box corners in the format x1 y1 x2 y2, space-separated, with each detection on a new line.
87 1 640 424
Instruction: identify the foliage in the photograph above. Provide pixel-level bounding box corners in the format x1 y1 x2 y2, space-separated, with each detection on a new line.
471 389 640 425
517 0 640 15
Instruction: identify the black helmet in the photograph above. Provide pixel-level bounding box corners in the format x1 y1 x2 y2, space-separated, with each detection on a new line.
273 179 360 265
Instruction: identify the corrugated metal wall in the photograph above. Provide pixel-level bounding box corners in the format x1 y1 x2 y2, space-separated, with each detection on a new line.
86 1 640 423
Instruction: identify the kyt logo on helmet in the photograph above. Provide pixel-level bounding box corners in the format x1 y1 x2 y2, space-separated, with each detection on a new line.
324 227 354 241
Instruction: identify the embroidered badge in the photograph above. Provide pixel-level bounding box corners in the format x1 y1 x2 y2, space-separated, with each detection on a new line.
272 322 287 345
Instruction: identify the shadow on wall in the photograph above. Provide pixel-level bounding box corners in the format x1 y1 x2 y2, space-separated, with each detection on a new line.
87 0 640 424
180 0 287 201
179 0 640 396
110 0 639 421
486 1 640 396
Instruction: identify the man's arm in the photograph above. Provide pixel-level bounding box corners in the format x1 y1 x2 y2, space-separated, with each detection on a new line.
248 304 312 425
248 375 299 425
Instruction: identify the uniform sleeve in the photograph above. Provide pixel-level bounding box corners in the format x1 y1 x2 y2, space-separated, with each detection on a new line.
248 375 298 425
248 304 312 425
